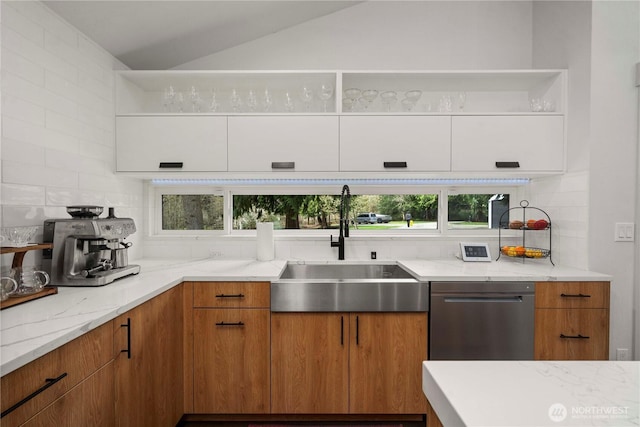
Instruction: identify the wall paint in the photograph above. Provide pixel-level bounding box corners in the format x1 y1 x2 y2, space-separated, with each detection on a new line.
177 1 533 70
0 1 144 268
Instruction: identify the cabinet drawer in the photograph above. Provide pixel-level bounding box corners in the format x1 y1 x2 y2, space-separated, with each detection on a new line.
193 308 270 413
535 308 609 360
193 281 270 308
0 321 113 427
536 282 610 308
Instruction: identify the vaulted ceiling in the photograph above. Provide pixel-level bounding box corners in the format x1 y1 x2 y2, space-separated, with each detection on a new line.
44 1 361 70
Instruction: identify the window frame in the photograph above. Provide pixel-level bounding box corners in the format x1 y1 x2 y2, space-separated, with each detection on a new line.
147 182 523 238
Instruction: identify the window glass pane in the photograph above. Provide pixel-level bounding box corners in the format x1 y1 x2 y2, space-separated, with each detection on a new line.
162 194 224 230
447 194 509 230
232 194 439 230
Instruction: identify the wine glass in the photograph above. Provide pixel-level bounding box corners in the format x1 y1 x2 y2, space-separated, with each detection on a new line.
162 86 175 112
175 92 185 113
380 91 398 112
230 89 242 113
300 85 313 111
405 90 422 102
246 89 258 112
284 91 295 112
209 89 220 112
319 83 334 112
263 88 274 112
457 92 467 111
189 86 200 112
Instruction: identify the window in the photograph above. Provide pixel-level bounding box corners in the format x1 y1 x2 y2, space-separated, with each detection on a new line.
232 193 439 230
447 193 509 230
156 190 224 233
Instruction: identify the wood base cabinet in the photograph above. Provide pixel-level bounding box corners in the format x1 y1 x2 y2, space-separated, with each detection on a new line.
189 282 271 414
271 312 428 414
114 285 184 427
534 281 610 360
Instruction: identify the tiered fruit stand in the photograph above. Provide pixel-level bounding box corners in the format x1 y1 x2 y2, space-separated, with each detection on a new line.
497 200 553 265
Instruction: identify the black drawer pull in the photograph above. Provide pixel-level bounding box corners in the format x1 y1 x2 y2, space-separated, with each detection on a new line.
121 318 132 359
355 315 360 345
215 293 245 299
560 293 591 298
1 372 68 418
215 321 245 327
495 161 520 168
560 333 590 339
271 161 295 169
159 162 184 169
340 316 344 346
383 161 408 168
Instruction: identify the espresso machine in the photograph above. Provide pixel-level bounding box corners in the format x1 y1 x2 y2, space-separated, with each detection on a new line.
43 206 141 286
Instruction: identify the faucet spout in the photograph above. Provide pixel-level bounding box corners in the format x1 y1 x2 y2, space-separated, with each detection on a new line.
330 185 351 260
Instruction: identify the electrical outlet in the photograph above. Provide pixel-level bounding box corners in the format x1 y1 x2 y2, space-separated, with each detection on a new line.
616 348 630 361
209 250 223 258
614 223 635 242
371 251 377 260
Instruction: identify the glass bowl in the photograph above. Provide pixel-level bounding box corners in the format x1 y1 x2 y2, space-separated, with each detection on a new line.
1 226 39 247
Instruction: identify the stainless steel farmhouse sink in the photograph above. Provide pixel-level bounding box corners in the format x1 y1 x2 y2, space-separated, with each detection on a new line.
272 263 429 312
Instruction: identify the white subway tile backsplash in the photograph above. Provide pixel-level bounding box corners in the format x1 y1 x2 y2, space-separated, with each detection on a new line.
1 183 46 206
1 47 45 86
1 139 45 166
2 2 44 47
77 139 113 161
78 69 114 102
1 94 46 126
44 30 79 66
2 161 78 188
3 69 78 118
2 116 80 152
10 1 77 47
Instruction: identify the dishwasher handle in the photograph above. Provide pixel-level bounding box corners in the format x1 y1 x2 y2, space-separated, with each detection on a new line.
442 296 525 303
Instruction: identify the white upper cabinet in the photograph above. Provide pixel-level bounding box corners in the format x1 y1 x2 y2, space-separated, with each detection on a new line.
340 116 451 172
227 116 339 172
451 116 564 172
116 116 227 172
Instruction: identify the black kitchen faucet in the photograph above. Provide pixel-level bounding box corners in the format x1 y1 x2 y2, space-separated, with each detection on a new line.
330 184 351 260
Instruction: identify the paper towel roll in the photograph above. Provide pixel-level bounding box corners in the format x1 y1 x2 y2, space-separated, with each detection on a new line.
256 222 275 261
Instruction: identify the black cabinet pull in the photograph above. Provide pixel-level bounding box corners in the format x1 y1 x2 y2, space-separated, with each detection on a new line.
215 321 245 327
383 161 407 168
271 161 295 169
215 293 245 299
560 333 590 339
1 372 68 418
495 161 520 168
340 316 344 346
159 162 184 169
355 315 359 345
121 318 131 359
560 293 591 298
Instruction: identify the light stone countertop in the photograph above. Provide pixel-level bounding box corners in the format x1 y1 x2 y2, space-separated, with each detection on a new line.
422 360 639 426
1 257 609 377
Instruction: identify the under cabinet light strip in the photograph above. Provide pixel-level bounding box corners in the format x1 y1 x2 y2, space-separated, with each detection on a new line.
150 178 529 186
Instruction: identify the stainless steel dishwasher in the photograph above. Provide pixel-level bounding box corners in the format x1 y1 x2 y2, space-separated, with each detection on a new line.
429 281 535 360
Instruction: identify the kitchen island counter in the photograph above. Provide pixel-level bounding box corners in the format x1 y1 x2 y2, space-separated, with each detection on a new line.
422 360 639 426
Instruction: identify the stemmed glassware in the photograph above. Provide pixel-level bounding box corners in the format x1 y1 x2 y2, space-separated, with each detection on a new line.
189 86 201 112
319 83 334 112
360 89 379 111
343 88 361 112
230 89 242 113
162 86 175 112
300 85 313 111
246 90 258 112
263 88 274 112
380 91 398 112
401 90 422 112
284 92 295 112
209 89 220 112
175 91 185 113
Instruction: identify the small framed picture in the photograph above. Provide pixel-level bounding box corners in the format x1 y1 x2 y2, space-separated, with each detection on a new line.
460 242 492 262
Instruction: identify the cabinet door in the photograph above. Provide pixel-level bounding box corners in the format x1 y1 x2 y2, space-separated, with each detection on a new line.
451 116 564 172
340 116 451 172
228 116 339 171
349 313 428 414
114 286 183 427
271 313 348 413
116 116 227 171
20 361 115 427
534 309 609 360
193 308 270 413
